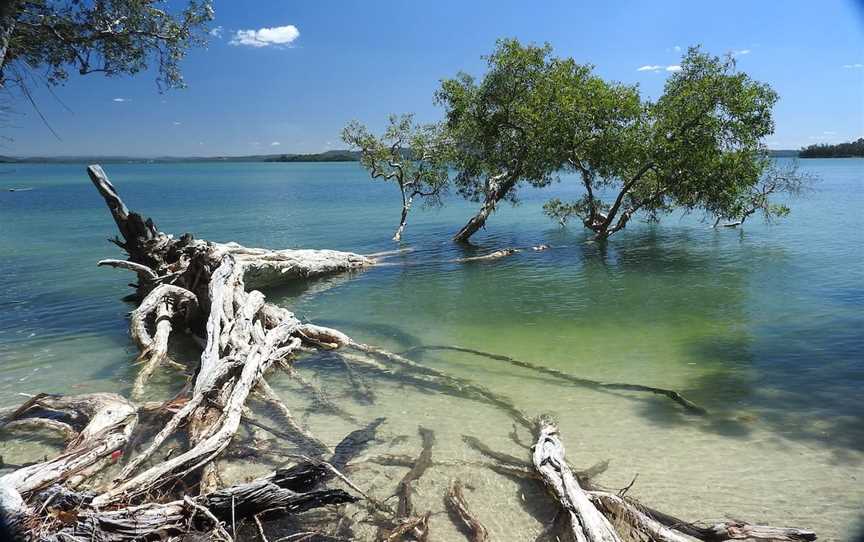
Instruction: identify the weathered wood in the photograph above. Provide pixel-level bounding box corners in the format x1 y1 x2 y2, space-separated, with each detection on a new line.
445 480 488 542
0 393 137 535
255 378 332 456
129 283 198 397
532 421 622 542
395 426 435 518
97 258 159 281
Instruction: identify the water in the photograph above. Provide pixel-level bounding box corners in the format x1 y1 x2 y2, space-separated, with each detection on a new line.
0 159 862 540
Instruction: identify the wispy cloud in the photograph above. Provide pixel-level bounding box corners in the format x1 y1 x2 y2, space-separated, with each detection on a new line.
673 45 682 52
112 97 129 103
209 26 224 38
637 64 681 73
173 121 182 126
270 141 281 146
842 63 863 69
823 131 836 135
731 49 751 57
229 25 299 48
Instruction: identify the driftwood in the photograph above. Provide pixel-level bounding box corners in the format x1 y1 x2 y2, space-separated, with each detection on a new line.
0 165 817 541
452 244 550 263
528 421 815 542
533 420 622 542
445 480 488 542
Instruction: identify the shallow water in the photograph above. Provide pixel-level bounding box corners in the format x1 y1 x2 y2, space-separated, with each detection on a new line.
0 159 862 540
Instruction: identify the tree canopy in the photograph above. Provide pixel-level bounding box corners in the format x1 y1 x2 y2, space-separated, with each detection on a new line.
435 39 568 241
544 46 786 238
342 114 450 241
353 39 807 243
0 0 213 91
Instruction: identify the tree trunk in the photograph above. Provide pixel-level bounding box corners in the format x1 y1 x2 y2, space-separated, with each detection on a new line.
393 195 412 242
0 0 20 78
533 420 622 542
452 173 516 243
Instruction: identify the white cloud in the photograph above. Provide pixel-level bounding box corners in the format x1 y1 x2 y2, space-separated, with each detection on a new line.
637 64 682 73
229 25 299 48
823 131 836 135
732 49 751 57
210 26 224 38
112 97 129 102
173 121 182 126
270 141 281 146
673 45 682 52
842 63 863 69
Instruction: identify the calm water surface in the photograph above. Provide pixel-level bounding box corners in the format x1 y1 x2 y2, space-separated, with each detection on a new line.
0 159 862 540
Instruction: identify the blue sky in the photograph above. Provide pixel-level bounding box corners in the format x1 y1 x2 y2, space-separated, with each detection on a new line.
4 0 863 156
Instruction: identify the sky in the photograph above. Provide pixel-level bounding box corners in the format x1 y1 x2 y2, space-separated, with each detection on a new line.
3 0 863 156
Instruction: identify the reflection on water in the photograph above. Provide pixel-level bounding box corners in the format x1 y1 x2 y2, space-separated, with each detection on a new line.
0 159 862 539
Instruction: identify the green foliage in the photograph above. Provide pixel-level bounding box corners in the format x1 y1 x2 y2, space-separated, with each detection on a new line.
434 39 566 204
543 46 800 237
342 114 450 208
799 138 864 158
2 0 213 90
711 160 813 226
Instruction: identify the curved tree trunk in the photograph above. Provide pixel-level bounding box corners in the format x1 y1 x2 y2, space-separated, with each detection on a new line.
393 195 412 242
452 173 516 243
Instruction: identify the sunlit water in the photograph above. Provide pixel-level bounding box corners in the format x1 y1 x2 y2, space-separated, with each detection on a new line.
0 159 862 540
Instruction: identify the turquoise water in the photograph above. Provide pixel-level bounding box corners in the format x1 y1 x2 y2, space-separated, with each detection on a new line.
0 159 862 539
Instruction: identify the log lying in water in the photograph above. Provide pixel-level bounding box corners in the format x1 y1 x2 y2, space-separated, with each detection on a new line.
529 421 815 542
533 420 622 542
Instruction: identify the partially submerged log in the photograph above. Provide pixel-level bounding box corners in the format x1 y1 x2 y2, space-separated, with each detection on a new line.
533 420 621 542
528 421 815 542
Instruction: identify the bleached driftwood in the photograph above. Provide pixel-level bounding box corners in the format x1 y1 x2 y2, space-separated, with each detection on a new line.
533 420 622 542
0 393 137 533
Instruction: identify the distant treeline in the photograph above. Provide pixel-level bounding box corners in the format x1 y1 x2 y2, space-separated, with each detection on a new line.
799 138 864 158
264 150 360 162
0 150 362 164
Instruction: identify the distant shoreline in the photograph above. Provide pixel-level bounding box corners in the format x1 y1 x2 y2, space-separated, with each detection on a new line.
0 149 361 165
5 149 864 165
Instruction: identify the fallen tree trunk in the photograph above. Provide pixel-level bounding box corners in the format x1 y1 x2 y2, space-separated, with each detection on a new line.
528 421 815 542
533 420 622 542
